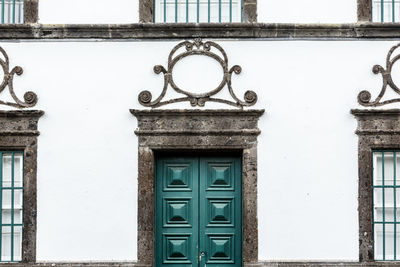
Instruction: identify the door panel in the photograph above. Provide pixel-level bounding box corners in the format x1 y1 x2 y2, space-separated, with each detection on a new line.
200 157 242 266
156 156 242 267
156 158 199 267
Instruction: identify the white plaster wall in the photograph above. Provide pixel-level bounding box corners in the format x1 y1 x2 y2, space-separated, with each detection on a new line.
258 0 357 23
0 40 397 261
38 0 139 24
37 0 356 24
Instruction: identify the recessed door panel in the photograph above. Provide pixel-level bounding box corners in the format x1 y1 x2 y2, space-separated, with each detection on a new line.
200 157 242 266
156 158 199 267
156 156 242 267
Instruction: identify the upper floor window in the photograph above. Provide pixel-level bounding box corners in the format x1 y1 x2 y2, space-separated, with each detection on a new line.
154 0 242 23
0 0 24 24
373 151 400 261
0 152 23 262
372 0 400 22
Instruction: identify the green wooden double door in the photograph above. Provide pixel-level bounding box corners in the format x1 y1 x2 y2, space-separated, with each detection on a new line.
155 156 242 267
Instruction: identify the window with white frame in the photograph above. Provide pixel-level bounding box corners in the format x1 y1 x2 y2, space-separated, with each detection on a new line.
0 152 23 262
0 0 24 24
154 0 242 23
372 0 400 22
373 151 400 261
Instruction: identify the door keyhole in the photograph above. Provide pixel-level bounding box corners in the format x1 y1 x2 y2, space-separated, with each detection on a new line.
199 251 206 262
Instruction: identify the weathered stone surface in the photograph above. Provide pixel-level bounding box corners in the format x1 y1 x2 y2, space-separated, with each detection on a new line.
0 110 44 263
131 109 264 265
243 0 257 23
24 0 38 24
2 23 400 39
358 0 372 22
351 109 400 262
139 0 154 23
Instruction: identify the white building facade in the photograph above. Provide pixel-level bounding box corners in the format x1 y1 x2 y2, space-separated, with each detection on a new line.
0 0 397 266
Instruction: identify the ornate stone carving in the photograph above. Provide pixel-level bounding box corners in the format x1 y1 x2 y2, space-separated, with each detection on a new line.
358 43 400 107
138 38 257 109
0 47 38 108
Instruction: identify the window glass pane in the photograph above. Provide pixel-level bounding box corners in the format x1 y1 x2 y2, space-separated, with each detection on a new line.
188 1 197 22
386 224 395 260
397 226 400 259
374 152 383 186
198 1 208 22
2 210 21 225
375 188 383 221
13 226 21 261
165 1 175 22
221 1 228 22
13 190 22 209
177 0 186 22
2 155 11 188
384 152 395 185
385 207 395 222
209 2 218 22
1 226 10 261
385 188 395 215
375 223 384 260
231 2 240 22
13 154 22 188
2 190 11 209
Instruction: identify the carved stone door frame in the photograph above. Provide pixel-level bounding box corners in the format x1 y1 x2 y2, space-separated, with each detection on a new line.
131 109 264 266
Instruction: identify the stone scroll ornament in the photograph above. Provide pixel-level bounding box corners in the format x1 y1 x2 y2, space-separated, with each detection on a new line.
138 38 257 108
358 43 400 107
0 46 37 108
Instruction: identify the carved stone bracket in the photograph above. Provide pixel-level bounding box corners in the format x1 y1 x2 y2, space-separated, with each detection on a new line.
358 43 400 107
138 38 257 109
0 47 38 109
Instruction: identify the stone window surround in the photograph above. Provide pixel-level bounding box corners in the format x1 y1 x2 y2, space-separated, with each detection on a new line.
351 109 400 262
139 0 257 23
358 0 372 22
22 0 38 24
130 109 264 266
0 110 43 263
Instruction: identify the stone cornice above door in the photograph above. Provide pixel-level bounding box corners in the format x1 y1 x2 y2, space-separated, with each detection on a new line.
131 109 264 149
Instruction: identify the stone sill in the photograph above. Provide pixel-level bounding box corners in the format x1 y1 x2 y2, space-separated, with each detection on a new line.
1 22 400 39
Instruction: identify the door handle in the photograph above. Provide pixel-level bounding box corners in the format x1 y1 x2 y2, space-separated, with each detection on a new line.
199 251 206 262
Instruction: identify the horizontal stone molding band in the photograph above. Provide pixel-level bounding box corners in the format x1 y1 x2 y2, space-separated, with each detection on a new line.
2 23 400 39
134 129 262 136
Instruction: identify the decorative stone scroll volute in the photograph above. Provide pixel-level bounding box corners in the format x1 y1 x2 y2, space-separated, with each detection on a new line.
0 47 38 109
358 42 400 107
138 38 258 109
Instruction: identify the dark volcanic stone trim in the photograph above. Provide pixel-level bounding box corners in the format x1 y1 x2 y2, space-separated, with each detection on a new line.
3 23 400 39
243 0 257 22
23 0 39 24
351 109 400 262
358 0 372 22
0 110 44 263
139 0 154 23
131 109 264 265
